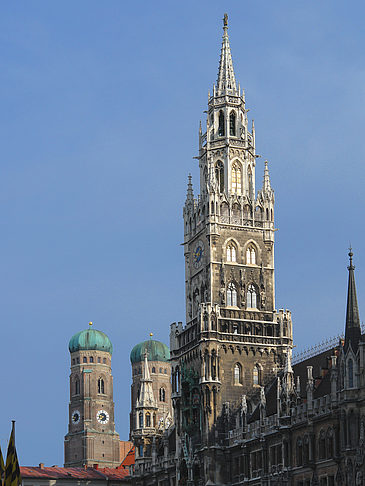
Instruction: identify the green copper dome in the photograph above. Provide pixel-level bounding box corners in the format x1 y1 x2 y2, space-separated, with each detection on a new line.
130 339 170 364
69 326 113 354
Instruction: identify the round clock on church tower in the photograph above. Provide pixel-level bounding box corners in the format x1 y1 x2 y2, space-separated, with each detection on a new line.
192 240 205 269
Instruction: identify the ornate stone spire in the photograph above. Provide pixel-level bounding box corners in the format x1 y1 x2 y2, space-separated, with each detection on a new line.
216 13 238 96
186 174 194 205
137 350 156 409
345 248 361 352
263 161 272 193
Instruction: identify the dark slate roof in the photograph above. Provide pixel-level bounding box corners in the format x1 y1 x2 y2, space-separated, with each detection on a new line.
293 346 338 399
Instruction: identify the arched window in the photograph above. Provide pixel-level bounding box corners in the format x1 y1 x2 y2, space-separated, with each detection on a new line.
75 378 80 395
229 112 236 136
227 282 237 306
98 378 105 394
234 363 242 385
327 429 334 458
247 166 253 195
253 365 260 385
348 359 354 388
152 366 156 373
139 412 144 428
226 241 237 262
246 245 256 264
145 412 151 427
159 367 162 373
319 430 326 459
231 162 242 194
159 387 166 402
247 284 257 309
89 356 94 363
83 357 87 363
218 111 225 137
296 438 303 466
215 161 224 193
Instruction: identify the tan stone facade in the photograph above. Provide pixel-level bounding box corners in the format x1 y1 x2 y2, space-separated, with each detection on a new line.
64 348 120 467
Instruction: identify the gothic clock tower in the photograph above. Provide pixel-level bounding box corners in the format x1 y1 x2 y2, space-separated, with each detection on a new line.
170 14 293 438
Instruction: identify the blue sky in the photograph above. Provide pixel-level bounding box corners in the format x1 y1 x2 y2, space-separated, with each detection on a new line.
1 0 365 466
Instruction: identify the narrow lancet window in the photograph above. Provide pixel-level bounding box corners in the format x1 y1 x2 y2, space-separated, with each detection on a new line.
247 284 257 308
227 242 237 262
234 363 242 384
229 112 236 136
232 162 242 194
218 111 225 137
227 282 237 306
246 245 256 264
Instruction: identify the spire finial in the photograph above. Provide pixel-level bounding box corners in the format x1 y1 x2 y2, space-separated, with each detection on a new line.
89 321 93 327
348 245 354 269
223 13 228 30
216 13 237 95
149 332 153 339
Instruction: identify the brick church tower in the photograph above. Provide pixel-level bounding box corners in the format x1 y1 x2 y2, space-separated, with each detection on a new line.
170 13 293 440
64 323 120 467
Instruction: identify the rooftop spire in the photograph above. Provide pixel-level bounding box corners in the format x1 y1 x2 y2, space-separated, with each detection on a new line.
345 248 361 352
137 350 156 409
186 174 194 205
263 161 272 192
216 13 238 96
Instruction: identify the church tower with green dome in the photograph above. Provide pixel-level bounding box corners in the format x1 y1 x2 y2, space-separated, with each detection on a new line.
64 323 120 468
129 337 172 462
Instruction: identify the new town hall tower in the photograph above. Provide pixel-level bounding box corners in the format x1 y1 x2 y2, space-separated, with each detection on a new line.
169 14 293 442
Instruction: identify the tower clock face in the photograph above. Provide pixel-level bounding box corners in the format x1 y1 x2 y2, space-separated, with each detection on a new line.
96 409 109 424
72 410 81 424
192 240 205 269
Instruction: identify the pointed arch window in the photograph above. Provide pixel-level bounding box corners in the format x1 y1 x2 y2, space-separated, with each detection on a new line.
253 365 260 385
215 161 224 193
246 245 256 264
247 284 257 309
159 387 166 402
231 162 242 194
145 412 151 427
226 241 237 262
218 110 225 137
227 282 237 306
348 358 354 388
139 412 144 428
229 111 236 136
234 363 242 385
98 378 105 394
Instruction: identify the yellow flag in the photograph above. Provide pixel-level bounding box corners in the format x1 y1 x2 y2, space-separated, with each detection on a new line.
0 445 5 486
4 422 21 486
